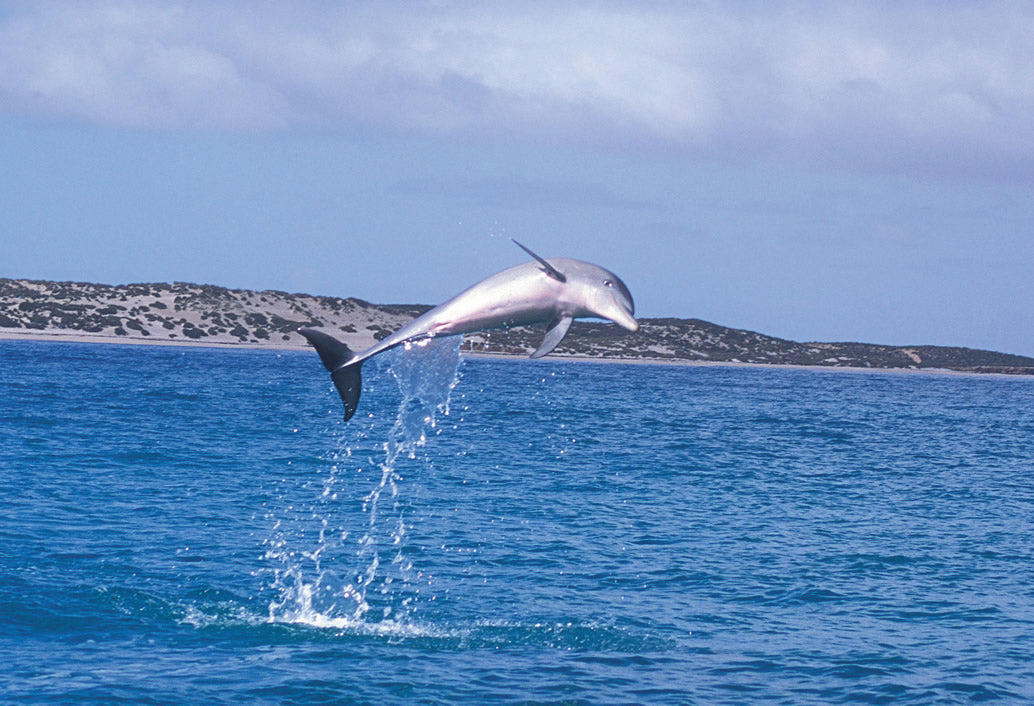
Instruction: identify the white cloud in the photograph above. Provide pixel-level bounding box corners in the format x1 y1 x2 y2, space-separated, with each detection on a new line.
2 1 1033 176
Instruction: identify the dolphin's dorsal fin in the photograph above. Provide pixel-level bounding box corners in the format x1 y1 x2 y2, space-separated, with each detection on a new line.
530 315 573 359
511 238 567 283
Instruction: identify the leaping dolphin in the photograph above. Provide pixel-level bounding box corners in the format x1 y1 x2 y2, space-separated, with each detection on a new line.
299 239 637 421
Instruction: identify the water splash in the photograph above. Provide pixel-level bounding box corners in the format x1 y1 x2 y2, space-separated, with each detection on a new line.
264 336 462 630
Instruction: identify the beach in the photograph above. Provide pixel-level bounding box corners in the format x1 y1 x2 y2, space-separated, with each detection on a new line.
6 326 1032 380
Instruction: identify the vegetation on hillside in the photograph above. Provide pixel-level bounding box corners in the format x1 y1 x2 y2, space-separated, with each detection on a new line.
3 278 1032 374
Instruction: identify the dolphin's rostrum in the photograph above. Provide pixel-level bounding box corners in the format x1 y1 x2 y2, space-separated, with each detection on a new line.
299 240 637 421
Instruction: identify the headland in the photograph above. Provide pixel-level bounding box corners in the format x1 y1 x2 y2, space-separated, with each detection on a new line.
2 278 1033 375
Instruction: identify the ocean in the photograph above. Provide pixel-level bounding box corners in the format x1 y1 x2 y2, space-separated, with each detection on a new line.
2 339 1033 704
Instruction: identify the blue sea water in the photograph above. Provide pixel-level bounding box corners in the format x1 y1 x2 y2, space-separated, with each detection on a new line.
2 339 1034 704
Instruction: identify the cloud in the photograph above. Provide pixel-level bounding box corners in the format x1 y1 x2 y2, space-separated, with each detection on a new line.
2 1 1033 177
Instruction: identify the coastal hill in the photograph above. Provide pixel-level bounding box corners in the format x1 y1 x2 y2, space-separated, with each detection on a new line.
2 278 1033 374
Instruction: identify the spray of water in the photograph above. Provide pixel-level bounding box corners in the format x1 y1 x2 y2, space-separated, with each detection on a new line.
264 336 463 630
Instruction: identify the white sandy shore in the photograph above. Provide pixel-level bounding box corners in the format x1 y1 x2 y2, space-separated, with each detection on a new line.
0 328 296 350
5 327 1032 380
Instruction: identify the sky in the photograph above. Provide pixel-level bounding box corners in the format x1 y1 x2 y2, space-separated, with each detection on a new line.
1 1 1033 356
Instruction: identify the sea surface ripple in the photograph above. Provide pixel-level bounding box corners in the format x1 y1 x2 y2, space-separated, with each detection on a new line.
2 340 1033 704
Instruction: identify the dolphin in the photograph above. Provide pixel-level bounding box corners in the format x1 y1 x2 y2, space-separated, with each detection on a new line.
299 239 637 421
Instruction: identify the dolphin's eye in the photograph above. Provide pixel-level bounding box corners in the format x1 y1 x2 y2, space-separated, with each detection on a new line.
602 279 614 287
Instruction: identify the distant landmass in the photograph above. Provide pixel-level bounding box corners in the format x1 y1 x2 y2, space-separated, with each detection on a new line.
2 278 1033 374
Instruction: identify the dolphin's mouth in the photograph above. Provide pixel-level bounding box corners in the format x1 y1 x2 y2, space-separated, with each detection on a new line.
611 304 639 332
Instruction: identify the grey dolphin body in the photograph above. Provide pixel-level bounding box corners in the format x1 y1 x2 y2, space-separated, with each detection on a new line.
299 240 638 421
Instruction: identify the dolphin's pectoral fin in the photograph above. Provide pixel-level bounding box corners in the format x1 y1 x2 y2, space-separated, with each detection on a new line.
298 328 363 421
511 238 567 283
530 316 573 359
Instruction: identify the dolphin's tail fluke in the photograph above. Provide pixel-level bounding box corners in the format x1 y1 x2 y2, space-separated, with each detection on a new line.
298 328 362 421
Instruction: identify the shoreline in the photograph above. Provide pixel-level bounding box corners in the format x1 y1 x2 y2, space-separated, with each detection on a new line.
462 351 1027 378
5 278 1033 375
0 328 293 351
4 328 1032 380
